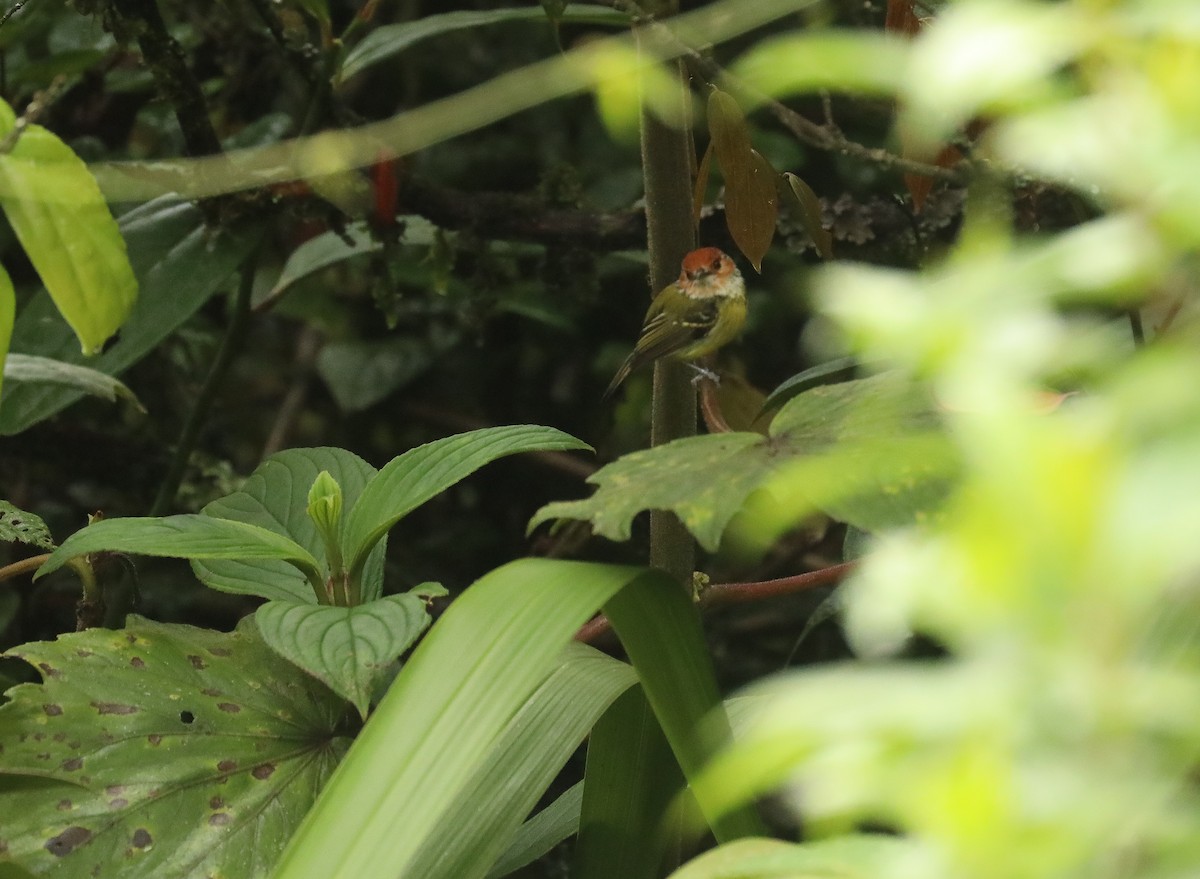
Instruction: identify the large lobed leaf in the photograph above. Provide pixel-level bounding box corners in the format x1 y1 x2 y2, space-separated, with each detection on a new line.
0 616 352 878
531 374 957 551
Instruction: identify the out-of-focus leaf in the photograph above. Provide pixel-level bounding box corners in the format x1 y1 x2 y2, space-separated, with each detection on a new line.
0 500 53 550
0 196 258 435
36 515 324 589
339 6 629 82
899 1 1086 152
293 0 330 24
666 835 918 879
316 334 456 413
0 616 350 878
692 141 714 229
709 90 777 271
0 99 136 357
781 172 832 259
3 353 144 411
532 375 955 551
733 31 909 100
194 447 387 604
254 590 436 719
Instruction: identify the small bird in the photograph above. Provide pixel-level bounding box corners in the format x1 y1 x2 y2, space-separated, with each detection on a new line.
604 247 747 398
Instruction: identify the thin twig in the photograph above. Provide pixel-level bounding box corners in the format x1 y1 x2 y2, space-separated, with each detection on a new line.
150 245 262 515
0 553 50 582
574 560 855 643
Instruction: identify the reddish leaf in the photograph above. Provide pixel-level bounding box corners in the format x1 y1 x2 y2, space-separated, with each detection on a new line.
708 90 777 271
902 143 963 213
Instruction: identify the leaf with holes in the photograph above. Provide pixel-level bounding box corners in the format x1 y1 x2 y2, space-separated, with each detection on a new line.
0 616 351 878
255 588 443 719
0 500 53 550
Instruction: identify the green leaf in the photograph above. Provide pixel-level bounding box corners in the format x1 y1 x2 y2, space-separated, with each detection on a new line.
405 644 636 879
0 616 351 878
2 353 144 410
573 686 684 879
762 356 861 413
0 196 259 435
0 99 136 356
531 374 955 551
486 782 583 879
262 217 438 308
317 334 457 413
0 500 53 550
272 559 656 878
732 31 910 99
666 835 917 879
35 516 324 590
254 590 436 719
343 425 592 578
339 6 629 82
193 447 387 604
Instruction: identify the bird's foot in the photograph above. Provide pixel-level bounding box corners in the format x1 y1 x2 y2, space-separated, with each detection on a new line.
687 363 720 387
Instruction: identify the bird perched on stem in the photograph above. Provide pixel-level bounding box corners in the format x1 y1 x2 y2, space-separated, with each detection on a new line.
604 247 747 399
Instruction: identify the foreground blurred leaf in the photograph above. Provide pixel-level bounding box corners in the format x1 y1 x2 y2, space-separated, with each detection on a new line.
0 99 136 357
532 374 955 550
0 616 350 878
0 196 258 435
0 264 11 401
666 835 918 879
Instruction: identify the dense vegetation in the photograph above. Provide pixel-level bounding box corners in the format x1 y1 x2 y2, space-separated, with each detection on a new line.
2 0 1198 877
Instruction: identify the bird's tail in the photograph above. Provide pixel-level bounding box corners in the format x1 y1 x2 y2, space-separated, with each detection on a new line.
602 356 635 400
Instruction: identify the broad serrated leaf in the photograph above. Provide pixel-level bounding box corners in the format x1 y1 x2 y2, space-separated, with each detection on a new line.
762 356 862 412
0 196 258 435
36 515 324 590
0 99 136 356
531 375 956 551
666 835 916 879
254 590 436 719
3 353 144 410
781 172 833 259
0 500 53 550
338 6 628 82
0 616 351 878
193 447 387 604
709 91 778 271
343 426 592 578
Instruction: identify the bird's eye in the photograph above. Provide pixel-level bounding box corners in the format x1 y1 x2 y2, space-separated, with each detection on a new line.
711 257 723 271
